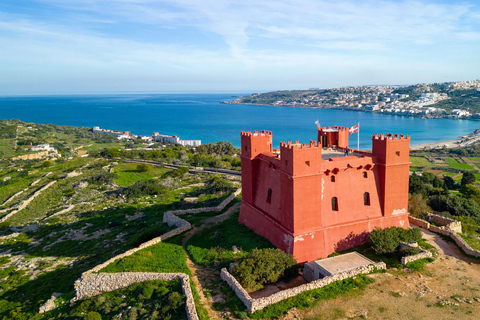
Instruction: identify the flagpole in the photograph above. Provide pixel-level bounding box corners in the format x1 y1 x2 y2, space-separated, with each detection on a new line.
357 122 360 150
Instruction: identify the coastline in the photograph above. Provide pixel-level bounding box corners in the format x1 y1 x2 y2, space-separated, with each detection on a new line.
410 131 480 150
222 101 478 121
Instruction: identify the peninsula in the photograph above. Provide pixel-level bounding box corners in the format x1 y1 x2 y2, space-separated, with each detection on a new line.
223 80 480 120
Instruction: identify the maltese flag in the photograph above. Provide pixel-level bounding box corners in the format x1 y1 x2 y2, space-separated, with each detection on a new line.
349 124 359 134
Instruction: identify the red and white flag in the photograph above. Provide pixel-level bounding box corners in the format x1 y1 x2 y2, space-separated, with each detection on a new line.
349 124 359 134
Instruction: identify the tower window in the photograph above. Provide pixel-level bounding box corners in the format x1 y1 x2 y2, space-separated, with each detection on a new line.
396 151 400 156
267 188 272 203
362 171 367 178
245 146 248 151
332 197 338 211
285 160 288 166
305 161 310 166
364 192 370 206
331 176 335 182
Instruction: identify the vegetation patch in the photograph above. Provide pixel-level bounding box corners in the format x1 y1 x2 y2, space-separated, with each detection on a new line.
100 242 189 274
186 211 273 267
52 279 186 320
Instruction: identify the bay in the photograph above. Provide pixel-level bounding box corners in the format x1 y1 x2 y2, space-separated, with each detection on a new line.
0 93 479 149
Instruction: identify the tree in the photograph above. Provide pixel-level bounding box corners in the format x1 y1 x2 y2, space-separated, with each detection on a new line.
408 193 431 217
443 175 457 190
461 171 476 186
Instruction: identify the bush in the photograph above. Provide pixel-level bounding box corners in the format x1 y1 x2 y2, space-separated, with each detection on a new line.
41 160 52 168
88 172 117 184
137 163 149 172
232 248 297 291
85 311 102 320
123 180 168 198
163 166 189 178
369 227 422 255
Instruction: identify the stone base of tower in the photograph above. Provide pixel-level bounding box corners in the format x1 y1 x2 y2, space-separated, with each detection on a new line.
239 201 410 263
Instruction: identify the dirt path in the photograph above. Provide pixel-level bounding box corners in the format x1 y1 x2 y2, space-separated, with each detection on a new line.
182 202 241 320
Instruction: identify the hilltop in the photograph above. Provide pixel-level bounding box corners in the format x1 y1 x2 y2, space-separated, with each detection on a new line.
3 120 480 319
224 80 480 119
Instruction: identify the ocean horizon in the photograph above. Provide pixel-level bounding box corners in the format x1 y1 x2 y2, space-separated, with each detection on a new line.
0 93 479 149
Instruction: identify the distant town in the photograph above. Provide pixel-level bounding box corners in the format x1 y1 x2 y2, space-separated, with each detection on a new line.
92 126 201 147
224 80 480 120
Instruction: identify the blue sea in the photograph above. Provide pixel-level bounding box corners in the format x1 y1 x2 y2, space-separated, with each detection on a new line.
0 93 479 149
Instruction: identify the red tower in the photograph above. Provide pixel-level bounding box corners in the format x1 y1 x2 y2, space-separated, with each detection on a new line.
317 126 349 149
239 129 411 262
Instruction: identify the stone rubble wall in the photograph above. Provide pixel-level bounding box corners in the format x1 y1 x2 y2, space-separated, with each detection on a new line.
401 249 433 266
165 188 242 216
221 262 386 313
86 214 191 274
409 215 480 258
408 216 430 229
46 205 76 220
426 213 462 233
73 272 198 320
72 213 198 319
1 190 24 206
0 181 56 224
70 188 241 318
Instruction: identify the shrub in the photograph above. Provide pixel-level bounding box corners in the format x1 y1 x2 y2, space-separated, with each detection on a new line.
204 174 234 194
88 172 117 184
42 160 52 168
232 248 297 291
137 163 149 172
85 311 102 320
369 227 422 255
123 180 168 198
163 166 189 178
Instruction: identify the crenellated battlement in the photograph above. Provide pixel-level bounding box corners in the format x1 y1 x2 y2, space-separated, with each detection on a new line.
280 140 319 150
319 126 349 131
372 133 410 141
241 130 272 137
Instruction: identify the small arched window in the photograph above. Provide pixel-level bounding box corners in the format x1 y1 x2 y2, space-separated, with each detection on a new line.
362 171 367 178
331 176 335 182
267 188 272 203
332 197 338 211
364 192 370 206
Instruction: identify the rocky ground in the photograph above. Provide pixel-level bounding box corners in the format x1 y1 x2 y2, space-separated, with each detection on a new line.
294 228 480 320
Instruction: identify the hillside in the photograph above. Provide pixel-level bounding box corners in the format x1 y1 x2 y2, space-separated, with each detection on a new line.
225 80 480 119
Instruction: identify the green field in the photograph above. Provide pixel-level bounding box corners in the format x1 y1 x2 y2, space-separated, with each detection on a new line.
446 157 474 170
113 162 169 187
410 156 433 168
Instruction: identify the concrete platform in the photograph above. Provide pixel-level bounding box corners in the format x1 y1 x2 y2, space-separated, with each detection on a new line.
304 252 374 282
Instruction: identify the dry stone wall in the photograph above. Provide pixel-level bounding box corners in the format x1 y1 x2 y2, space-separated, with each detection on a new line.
409 214 480 258
221 262 386 313
426 213 462 233
165 188 241 216
1 190 24 206
73 273 198 320
70 188 241 318
401 249 433 265
0 181 56 224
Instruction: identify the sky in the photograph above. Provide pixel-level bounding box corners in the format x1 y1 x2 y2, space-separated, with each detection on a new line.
1 0 479 95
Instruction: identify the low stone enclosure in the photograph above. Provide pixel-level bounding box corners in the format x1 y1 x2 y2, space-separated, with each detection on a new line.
69 187 241 320
409 213 480 258
221 261 386 313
